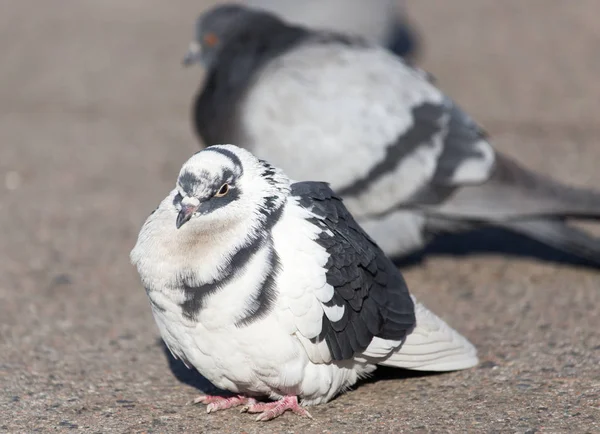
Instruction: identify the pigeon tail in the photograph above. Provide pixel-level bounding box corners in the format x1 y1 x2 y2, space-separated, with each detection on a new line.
376 298 478 372
430 153 600 220
421 152 600 265
498 218 600 266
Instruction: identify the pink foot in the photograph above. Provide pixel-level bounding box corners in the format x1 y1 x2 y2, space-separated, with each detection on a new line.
241 396 313 421
189 394 255 413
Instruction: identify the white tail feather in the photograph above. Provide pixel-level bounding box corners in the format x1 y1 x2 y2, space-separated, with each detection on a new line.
377 298 478 371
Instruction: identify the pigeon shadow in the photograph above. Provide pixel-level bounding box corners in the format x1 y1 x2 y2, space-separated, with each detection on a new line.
392 227 600 270
351 365 440 392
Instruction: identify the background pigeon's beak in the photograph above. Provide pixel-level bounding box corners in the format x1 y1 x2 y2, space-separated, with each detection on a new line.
182 41 202 66
176 204 198 229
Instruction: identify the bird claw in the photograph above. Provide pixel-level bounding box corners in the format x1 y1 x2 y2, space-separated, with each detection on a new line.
188 394 250 413
188 394 225 406
188 395 211 405
243 396 313 421
191 394 311 421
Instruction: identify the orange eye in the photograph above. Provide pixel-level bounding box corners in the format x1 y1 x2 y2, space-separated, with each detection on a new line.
203 33 219 47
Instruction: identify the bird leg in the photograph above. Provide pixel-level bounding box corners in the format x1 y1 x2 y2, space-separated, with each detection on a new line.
241 395 313 421
190 394 255 413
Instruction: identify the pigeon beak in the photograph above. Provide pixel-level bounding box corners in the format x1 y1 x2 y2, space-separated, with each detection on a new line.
176 204 198 229
182 41 202 67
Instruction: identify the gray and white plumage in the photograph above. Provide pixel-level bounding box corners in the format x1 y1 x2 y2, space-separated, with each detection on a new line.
183 5 600 265
244 0 419 60
130 145 477 419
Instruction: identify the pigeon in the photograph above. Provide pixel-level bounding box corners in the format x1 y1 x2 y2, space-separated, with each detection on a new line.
182 4 600 265
130 144 478 421
244 0 419 60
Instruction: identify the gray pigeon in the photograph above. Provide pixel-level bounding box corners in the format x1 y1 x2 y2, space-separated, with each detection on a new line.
244 0 419 60
130 145 478 421
183 4 600 265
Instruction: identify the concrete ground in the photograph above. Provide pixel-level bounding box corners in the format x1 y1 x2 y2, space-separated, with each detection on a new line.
1 0 599 432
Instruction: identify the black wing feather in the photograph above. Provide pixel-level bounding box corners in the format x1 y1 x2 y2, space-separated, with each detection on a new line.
291 181 416 360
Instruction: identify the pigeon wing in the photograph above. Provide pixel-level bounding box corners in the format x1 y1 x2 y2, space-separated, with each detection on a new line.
284 181 416 361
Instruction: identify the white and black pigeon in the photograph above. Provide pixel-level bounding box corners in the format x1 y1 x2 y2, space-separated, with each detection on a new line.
130 145 478 421
244 0 419 60
182 4 600 265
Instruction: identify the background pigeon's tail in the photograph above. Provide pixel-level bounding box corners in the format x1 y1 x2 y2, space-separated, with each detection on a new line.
424 153 600 265
377 298 478 371
498 218 600 263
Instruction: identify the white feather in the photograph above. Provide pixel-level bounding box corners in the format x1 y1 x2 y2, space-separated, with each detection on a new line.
356 209 426 257
448 139 496 184
375 296 479 371
313 282 334 303
272 201 331 341
322 302 345 323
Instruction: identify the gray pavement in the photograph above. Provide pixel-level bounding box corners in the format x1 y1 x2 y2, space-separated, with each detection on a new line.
1 1 599 432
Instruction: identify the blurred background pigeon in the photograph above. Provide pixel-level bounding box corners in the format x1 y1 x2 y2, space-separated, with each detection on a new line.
183 4 600 266
245 0 420 61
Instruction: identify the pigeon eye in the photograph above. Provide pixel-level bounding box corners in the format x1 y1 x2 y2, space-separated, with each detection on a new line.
215 183 230 197
203 33 219 47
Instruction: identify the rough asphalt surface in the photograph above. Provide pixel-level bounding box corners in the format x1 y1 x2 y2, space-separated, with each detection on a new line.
1 1 599 432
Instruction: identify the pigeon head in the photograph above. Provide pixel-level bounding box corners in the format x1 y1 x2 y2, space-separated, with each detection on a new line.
182 4 284 69
173 145 290 231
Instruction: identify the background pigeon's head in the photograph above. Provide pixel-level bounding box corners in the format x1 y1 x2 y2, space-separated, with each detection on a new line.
173 145 290 232
182 5 279 70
